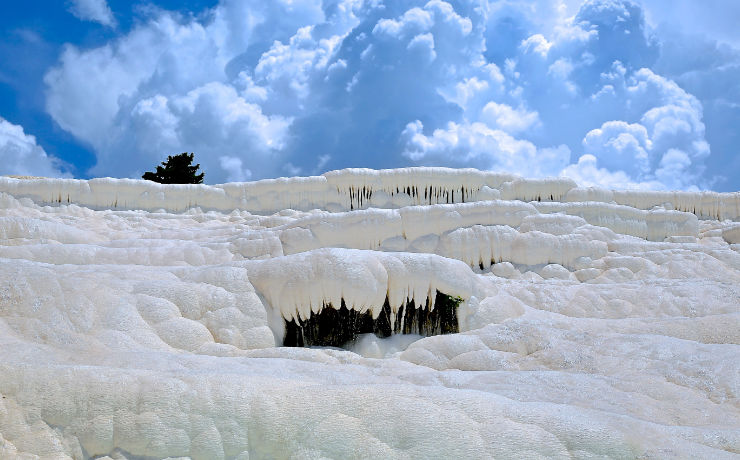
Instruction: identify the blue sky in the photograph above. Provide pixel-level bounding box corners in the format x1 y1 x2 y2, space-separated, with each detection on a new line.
1 0 739 190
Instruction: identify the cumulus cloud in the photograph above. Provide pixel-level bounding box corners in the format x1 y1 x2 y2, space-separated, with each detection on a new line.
480 102 540 135
219 155 252 182
43 0 733 189
68 0 116 27
0 118 69 178
561 154 657 190
638 0 740 48
401 120 570 177
583 121 651 177
46 2 310 182
570 68 710 189
116 82 292 181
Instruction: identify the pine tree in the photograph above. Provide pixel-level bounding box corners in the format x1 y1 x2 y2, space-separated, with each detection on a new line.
142 153 204 184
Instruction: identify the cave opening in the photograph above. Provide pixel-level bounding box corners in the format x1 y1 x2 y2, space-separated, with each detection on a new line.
283 290 461 347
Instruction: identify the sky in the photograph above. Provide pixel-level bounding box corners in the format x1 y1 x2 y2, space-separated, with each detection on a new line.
0 0 738 190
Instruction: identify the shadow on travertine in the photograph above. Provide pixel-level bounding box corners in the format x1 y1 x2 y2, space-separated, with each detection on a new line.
283 291 462 347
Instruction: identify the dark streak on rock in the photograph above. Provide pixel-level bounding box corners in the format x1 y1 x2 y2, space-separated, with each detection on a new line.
283 291 461 347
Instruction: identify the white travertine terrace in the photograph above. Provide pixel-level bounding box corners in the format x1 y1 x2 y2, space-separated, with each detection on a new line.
3 167 739 219
0 167 739 459
246 248 473 323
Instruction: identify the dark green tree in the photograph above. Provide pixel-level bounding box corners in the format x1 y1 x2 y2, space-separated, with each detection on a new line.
142 152 204 184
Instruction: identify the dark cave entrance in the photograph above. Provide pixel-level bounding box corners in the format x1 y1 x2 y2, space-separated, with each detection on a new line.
283 290 461 347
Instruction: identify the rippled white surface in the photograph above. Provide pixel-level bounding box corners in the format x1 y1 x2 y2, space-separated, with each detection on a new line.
0 169 738 459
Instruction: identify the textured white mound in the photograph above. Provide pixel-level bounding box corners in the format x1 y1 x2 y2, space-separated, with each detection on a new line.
0 168 739 459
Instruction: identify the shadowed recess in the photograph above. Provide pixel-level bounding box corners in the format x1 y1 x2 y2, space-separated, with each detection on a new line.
283 291 462 347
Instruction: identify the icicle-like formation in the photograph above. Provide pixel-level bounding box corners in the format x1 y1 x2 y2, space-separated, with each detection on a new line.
278 208 404 254
276 201 539 255
275 200 698 264
397 201 538 241
566 187 740 221
500 178 578 202
245 248 473 326
0 177 233 212
436 225 608 269
2 167 740 459
723 224 740 244
518 214 589 236
219 175 338 213
282 290 462 347
533 202 699 241
0 216 102 244
324 167 517 210
2 168 738 220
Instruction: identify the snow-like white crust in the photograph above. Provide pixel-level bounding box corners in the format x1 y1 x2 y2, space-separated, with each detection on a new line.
1 168 739 459
246 248 472 322
3 167 738 218
533 201 699 241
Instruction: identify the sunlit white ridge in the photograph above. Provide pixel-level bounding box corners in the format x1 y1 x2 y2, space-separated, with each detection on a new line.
246 248 473 323
2 167 739 219
0 167 738 459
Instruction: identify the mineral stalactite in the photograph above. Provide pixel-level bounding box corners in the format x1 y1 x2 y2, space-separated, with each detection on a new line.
0 167 738 459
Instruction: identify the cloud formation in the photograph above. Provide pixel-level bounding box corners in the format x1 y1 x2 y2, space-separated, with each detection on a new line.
44 0 738 189
68 0 116 27
0 118 69 178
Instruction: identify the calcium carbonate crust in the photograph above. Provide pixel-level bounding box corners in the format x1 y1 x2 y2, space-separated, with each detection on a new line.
0 167 738 459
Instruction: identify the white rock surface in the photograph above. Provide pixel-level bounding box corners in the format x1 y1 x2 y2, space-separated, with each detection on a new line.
0 168 738 459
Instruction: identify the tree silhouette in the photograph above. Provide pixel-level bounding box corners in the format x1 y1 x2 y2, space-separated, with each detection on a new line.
142 153 204 184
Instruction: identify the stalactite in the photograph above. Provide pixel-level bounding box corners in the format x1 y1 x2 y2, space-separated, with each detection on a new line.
283 291 462 348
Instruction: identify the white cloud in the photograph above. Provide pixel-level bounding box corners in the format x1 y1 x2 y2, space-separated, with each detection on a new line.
653 148 706 191
569 68 710 190
560 154 660 190
254 27 344 111
407 33 437 63
583 121 651 177
401 119 569 177
637 0 740 48
42 0 733 189
561 147 704 192
219 156 252 183
480 101 540 135
68 0 116 27
121 82 292 181
547 58 574 79
373 8 434 38
640 104 707 159
520 34 552 57
0 118 69 178
46 0 329 182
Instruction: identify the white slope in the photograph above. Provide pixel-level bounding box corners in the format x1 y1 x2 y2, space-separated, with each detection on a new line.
0 168 738 459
